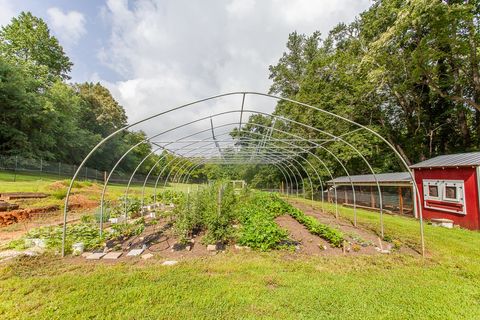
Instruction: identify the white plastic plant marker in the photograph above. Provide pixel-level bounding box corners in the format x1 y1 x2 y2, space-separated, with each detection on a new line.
103 252 123 260
86 252 106 260
126 249 144 257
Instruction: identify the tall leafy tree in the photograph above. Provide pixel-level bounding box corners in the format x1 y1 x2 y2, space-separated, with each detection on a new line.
0 12 72 83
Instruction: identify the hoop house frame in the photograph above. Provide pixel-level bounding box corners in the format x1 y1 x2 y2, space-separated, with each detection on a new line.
62 92 425 257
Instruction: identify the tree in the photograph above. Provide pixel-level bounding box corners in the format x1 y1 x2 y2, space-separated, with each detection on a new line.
77 82 128 136
0 12 72 83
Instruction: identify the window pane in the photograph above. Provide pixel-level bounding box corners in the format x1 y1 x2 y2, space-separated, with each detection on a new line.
428 185 438 197
445 186 457 199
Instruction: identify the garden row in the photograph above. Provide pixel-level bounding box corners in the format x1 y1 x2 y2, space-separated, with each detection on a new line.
7 183 344 254
170 183 344 250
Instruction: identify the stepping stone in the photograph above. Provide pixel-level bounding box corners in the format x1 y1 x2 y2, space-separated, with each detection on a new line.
126 248 144 257
103 252 123 260
207 244 217 251
141 253 154 260
162 260 178 266
86 252 106 260
81 252 92 258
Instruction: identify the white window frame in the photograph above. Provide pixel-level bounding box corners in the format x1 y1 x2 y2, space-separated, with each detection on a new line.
443 182 461 202
422 179 466 215
423 180 441 201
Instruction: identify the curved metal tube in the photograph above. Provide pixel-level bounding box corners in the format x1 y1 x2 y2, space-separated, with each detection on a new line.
63 92 424 256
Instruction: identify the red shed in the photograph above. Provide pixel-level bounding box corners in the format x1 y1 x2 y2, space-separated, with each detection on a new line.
411 152 480 230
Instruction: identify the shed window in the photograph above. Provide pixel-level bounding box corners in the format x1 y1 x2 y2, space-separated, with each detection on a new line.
422 179 466 215
428 185 438 197
445 186 457 200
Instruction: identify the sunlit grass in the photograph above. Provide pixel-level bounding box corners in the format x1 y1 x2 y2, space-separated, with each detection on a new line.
1 181 480 319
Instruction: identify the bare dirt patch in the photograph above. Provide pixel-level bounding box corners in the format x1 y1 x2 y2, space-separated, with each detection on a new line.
68 194 97 210
0 205 59 227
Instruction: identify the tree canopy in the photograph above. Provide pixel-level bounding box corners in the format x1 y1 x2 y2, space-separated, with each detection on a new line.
1 2 479 187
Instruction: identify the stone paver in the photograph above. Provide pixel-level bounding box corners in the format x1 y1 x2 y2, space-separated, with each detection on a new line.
103 252 123 260
162 260 178 266
86 252 106 260
126 249 144 257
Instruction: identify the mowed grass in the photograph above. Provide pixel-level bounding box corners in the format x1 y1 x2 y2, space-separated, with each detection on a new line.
1 181 480 319
0 171 195 204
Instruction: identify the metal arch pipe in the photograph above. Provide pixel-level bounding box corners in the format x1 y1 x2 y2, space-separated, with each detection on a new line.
163 140 301 192
158 149 292 199
245 92 424 255
96 109 358 234
225 109 384 236
98 109 360 242
165 125 322 198
175 124 348 215
180 153 314 203
89 108 365 224
62 91 425 256
125 119 303 211
163 115 360 220
164 126 334 213
178 154 293 196
145 137 291 203
165 147 301 194
63 92 424 256
179 154 300 198
145 135 296 193
173 142 317 202
167 141 303 196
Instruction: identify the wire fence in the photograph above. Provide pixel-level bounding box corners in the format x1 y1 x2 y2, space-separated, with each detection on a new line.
0 155 165 186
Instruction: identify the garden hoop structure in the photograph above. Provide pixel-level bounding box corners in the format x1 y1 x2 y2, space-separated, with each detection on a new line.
62 92 425 257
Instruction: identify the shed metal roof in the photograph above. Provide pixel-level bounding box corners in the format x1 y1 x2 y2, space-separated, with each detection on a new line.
410 152 480 169
327 172 412 185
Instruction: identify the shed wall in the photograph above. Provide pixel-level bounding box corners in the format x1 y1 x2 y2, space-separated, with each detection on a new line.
413 167 480 230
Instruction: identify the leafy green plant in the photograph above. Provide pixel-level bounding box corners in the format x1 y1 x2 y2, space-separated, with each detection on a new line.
111 196 141 219
235 192 289 251
13 224 105 253
286 205 344 247
154 190 186 205
110 219 145 239
51 188 67 200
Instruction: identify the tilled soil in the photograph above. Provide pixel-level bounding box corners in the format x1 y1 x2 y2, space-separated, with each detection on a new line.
274 215 338 255
287 199 417 255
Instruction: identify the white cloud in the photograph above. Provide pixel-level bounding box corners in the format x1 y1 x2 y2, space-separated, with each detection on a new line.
97 0 370 144
47 7 86 45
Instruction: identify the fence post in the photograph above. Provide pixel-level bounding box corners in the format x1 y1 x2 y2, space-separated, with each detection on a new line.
58 162 61 177
13 155 18 182
40 159 43 173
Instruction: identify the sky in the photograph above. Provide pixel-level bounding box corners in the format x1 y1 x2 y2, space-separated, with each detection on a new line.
0 0 371 150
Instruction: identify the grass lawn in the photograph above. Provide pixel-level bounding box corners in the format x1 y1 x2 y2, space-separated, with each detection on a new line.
1 181 480 319
0 171 195 205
